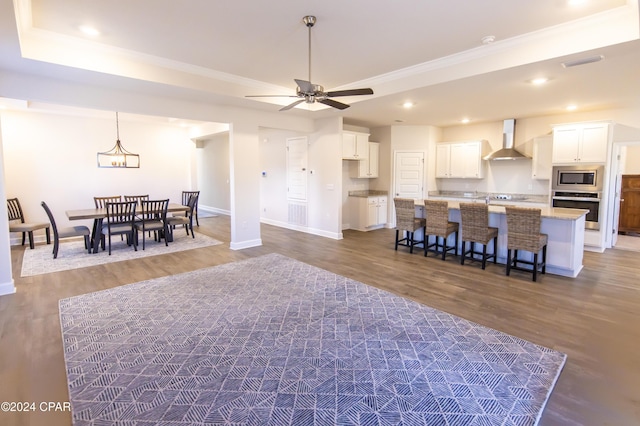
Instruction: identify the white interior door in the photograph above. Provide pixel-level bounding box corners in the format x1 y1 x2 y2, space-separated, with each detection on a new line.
287 137 308 201
394 151 425 199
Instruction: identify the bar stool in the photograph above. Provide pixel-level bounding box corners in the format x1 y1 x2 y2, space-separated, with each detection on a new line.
393 198 426 253
459 202 498 270
505 206 548 281
424 200 459 260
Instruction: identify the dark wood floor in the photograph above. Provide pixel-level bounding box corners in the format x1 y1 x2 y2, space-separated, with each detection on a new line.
1 216 639 426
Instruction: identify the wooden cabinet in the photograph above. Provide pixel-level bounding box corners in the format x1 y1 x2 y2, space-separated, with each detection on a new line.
436 140 486 178
552 123 609 164
355 142 379 178
349 195 387 231
342 131 369 160
532 135 552 180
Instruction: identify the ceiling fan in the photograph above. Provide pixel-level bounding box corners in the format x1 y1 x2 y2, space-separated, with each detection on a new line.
246 15 374 111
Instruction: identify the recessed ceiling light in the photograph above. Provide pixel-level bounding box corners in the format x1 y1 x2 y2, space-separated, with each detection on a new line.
79 25 100 37
566 104 577 111
461 118 470 124
531 77 548 85
402 101 414 109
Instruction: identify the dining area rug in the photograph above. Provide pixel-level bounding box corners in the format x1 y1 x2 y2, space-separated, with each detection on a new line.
21 232 222 277
59 253 566 425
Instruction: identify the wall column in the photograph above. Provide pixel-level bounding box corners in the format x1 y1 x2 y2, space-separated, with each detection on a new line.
228 120 262 249
0 114 16 296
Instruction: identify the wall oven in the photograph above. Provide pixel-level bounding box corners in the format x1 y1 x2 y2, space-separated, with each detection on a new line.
552 191 601 230
551 165 604 230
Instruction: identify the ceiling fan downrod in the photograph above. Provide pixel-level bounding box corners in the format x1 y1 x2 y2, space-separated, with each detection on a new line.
303 16 316 84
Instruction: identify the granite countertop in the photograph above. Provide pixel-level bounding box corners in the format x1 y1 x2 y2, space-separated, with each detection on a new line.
348 190 389 198
415 199 587 220
428 190 549 204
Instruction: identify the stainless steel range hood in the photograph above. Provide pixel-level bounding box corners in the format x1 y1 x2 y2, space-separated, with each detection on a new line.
483 119 530 161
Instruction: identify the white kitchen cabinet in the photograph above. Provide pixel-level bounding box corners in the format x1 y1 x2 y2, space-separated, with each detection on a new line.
349 195 387 231
342 131 369 160
356 142 379 178
367 196 387 227
435 140 486 178
552 123 609 164
532 135 552 179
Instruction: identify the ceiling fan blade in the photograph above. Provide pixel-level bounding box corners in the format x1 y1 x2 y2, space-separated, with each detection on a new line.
326 88 374 97
280 99 305 111
318 98 350 110
245 95 299 98
294 79 315 93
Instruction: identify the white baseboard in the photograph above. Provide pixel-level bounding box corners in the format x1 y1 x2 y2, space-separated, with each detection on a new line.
0 279 16 296
230 238 262 250
261 217 343 240
198 205 229 216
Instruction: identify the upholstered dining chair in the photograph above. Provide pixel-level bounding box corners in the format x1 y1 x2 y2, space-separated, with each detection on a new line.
393 198 425 253
424 199 459 260
41 201 90 258
505 206 548 282
7 198 50 249
101 201 138 255
135 199 170 250
459 202 498 270
181 191 200 226
94 196 124 245
168 195 197 239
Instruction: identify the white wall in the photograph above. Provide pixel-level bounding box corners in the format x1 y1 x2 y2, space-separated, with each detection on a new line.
197 133 230 213
257 118 343 239
625 145 640 174
2 110 192 241
308 117 343 238
259 128 300 223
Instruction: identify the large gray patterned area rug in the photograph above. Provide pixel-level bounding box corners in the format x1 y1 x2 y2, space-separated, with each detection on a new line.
59 253 566 425
21 232 222 277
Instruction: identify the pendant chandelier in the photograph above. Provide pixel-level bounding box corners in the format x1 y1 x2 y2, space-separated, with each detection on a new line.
97 112 140 168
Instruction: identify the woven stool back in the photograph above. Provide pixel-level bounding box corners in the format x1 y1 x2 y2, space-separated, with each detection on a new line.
460 202 490 243
394 198 421 231
505 206 545 252
424 200 451 236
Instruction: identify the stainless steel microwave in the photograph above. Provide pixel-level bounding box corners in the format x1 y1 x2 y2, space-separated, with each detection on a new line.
552 165 604 192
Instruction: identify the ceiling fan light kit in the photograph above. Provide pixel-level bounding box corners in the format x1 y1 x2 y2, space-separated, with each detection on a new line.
246 15 373 111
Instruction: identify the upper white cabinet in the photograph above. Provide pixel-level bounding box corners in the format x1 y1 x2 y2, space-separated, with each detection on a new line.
436 140 486 179
532 135 552 180
342 131 369 160
552 123 609 164
356 142 380 178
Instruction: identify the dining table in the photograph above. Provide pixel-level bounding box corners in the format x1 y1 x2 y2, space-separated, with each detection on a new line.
66 203 189 254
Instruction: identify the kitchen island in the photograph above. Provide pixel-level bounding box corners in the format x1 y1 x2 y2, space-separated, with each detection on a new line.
414 201 588 278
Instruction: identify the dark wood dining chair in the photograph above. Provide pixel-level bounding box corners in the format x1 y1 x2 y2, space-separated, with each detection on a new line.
124 194 150 209
94 195 122 208
41 201 90 258
181 191 200 226
94 196 124 245
101 201 138 255
7 198 51 249
135 199 170 250
168 195 197 239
